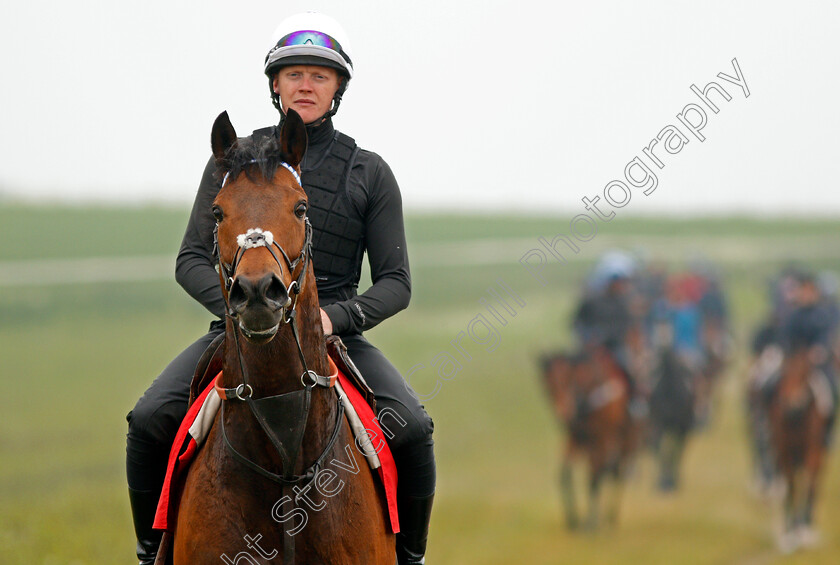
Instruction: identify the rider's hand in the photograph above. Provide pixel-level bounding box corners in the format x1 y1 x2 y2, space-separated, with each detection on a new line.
320 308 333 336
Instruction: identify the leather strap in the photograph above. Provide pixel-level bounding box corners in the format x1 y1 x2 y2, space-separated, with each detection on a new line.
303 354 339 388
219 396 345 485
215 356 338 400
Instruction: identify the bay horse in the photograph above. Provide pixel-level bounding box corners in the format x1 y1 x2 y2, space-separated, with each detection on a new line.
768 348 829 552
541 348 635 530
165 110 394 564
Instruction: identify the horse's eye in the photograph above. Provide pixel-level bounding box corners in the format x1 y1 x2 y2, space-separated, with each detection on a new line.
212 205 224 222
295 202 307 219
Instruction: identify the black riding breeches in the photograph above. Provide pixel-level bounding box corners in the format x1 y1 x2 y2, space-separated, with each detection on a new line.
125 325 436 497
340 333 436 498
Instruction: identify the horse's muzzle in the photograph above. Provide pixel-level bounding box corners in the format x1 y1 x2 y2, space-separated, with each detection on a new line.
228 272 291 343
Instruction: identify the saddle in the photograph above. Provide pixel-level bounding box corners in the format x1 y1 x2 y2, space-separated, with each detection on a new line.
326 335 376 412
189 331 224 406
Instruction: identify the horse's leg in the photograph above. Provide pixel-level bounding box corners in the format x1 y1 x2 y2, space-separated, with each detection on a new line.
797 470 819 547
655 431 668 491
621 403 643 480
560 455 579 530
804 474 815 527
585 445 608 531
777 467 800 553
797 441 825 548
694 375 711 429
657 431 677 492
756 411 778 493
794 459 816 527
672 430 689 490
603 452 624 528
585 465 603 531
748 395 775 493
648 418 661 454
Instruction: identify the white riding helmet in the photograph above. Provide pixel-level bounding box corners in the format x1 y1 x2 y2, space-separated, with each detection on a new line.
265 11 353 79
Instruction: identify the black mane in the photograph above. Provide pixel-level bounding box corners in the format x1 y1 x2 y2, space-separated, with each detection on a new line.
214 134 294 185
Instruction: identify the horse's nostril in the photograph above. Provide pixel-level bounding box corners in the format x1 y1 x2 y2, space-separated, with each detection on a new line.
264 273 290 308
228 278 248 312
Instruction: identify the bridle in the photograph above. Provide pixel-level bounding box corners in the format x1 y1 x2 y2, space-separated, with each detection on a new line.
214 159 307 321
216 215 312 326
213 166 343 565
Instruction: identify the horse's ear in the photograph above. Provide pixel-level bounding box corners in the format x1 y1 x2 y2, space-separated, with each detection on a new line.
211 111 238 162
279 109 308 168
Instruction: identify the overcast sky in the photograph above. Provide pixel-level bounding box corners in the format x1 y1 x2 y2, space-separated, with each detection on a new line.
1 1 838 216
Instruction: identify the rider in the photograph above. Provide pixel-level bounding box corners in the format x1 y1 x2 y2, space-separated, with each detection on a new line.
573 257 640 408
750 269 802 367
125 12 435 565
779 271 839 446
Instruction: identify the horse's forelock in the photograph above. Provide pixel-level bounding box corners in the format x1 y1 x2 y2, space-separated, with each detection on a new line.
215 136 298 187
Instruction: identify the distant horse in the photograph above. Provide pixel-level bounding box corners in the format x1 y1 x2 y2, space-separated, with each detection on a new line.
648 347 695 492
165 110 394 564
694 320 730 427
768 348 829 552
701 318 730 384
541 348 635 529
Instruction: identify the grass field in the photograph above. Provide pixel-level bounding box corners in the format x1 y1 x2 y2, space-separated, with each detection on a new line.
2 203 840 564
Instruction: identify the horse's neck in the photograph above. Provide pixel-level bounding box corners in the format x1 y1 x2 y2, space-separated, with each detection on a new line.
784 351 812 385
221 299 339 473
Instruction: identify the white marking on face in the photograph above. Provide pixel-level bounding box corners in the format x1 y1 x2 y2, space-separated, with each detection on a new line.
237 228 275 249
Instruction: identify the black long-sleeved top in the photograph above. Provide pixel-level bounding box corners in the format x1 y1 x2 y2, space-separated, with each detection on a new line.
781 302 834 353
175 117 411 336
573 291 633 351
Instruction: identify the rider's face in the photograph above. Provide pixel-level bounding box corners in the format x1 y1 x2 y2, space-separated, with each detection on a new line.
273 65 341 125
797 281 820 306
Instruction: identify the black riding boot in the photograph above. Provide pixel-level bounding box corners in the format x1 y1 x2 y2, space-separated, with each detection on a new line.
396 493 434 565
128 488 162 565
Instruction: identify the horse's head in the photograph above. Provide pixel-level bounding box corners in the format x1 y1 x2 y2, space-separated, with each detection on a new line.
542 352 591 423
210 109 310 344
